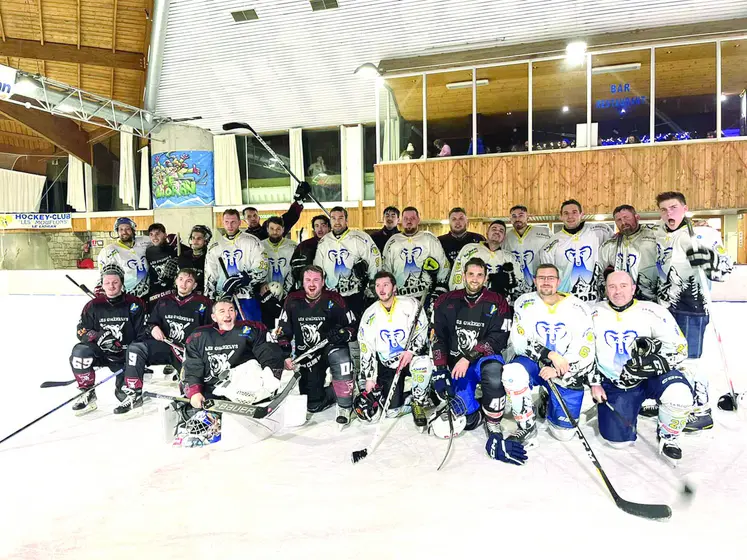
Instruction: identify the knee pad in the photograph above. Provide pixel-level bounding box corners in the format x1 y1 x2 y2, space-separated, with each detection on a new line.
479 360 504 393
548 422 576 442
659 382 694 413
502 362 531 395
70 343 96 373
327 346 353 380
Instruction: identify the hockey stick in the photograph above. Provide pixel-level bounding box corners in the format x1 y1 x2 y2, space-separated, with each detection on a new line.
66 273 96 298
436 393 456 471
2 369 122 446
548 379 672 520
685 219 740 411
222 121 331 219
351 257 440 464
218 256 247 321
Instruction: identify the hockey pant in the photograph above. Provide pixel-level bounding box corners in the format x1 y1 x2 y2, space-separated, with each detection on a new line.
69 342 124 390
124 338 182 390
598 371 692 444
299 345 354 410
376 355 433 409
671 310 710 412
235 297 262 323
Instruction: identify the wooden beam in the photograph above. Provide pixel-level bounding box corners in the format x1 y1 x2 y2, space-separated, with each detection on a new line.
0 38 145 71
0 130 53 141
112 0 118 52
0 98 92 164
140 0 154 105
37 0 45 46
0 7 6 42
77 0 81 48
0 142 55 156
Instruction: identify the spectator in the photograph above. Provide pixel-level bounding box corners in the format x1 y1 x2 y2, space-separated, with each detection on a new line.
626 135 639 144
308 156 326 176
399 143 415 160
434 139 451 157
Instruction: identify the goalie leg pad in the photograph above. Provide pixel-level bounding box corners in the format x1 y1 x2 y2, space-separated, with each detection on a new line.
328 346 353 408
212 359 281 404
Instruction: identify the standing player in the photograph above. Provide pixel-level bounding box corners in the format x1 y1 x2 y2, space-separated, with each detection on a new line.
598 205 658 301
290 214 330 290
431 258 514 435
381 206 449 301
205 209 269 322
357 271 432 429
450 220 517 302
503 205 550 295
370 206 401 253
242 181 310 240
507 263 596 442
591 271 692 460
178 225 212 294
438 207 486 267
276 266 356 425
96 217 151 298
261 216 298 330
655 191 733 431
539 199 611 302
117 269 213 414
145 223 179 311
69 265 146 414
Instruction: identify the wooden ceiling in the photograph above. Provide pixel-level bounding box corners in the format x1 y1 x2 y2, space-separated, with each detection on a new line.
0 0 152 164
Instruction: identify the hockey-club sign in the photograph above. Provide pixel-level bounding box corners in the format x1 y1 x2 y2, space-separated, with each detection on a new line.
0 213 72 230
0 64 17 100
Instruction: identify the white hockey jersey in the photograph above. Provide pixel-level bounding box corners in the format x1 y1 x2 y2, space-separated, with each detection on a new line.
314 229 381 297
655 223 733 315
591 299 687 387
205 232 269 300
449 242 514 291
357 296 429 382
262 237 298 297
382 231 450 298
539 223 612 303
510 292 596 389
598 225 658 301
96 237 152 298
503 225 551 294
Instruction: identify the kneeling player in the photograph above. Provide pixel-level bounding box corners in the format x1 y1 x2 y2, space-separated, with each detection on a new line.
276 265 356 426
508 263 596 442
69 265 146 414
357 271 432 428
591 271 692 460
118 269 212 414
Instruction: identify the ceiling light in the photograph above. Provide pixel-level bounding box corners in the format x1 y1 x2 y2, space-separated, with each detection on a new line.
354 62 381 78
446 79 488 90
594 214 606 221
562 105 569 113
565 41 587 66
592 63 641 75
507 112 512 115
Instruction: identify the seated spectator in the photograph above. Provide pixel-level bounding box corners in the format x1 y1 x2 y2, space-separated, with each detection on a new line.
434 139 451 157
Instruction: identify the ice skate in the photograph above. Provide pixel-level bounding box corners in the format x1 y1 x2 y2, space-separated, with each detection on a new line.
72 389 97 416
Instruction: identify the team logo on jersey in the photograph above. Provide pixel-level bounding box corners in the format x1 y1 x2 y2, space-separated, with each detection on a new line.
126 256 148 284
240 325 252 337
456 327 479 353
656 244 673 279
167 319 189 342
616 252 638 273
207 351 234 379
129 303 139 312
328 248 350 276
380 329 406 355
563 246 593 288
268 257 288 284
222 249 244 275
198 304 206 313
604 329 638 369
400 247 423 277
487 304 497 316
535 321 568 351
328 300 334 309
511 249 536 285
301 321 323 347
102 322 125 342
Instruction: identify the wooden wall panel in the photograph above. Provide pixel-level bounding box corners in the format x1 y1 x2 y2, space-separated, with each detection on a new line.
88 215 153 232
374 140 747 220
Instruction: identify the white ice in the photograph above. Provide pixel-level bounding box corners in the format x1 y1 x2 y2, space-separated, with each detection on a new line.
1 294 746 559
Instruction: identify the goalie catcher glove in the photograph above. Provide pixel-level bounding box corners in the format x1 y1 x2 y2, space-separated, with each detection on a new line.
222 271 252 296
353 386 382 422
485 433 528 465
293 181 312 203
432 367 455 400
686 246 714 269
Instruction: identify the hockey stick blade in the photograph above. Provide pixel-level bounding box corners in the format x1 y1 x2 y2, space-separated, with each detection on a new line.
223 121 256 135
613 497 672 521
40 379 77 388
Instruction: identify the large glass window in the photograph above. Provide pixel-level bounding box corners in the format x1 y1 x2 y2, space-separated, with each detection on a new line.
426 70 473 157
721 39 747 138
592 50 651 144
532 58 586 150
237 133 291 204
303 129 341 202
38 156 70 213
363 124 376 199
655 44 716 141
380 75 424 162
476 64 529 153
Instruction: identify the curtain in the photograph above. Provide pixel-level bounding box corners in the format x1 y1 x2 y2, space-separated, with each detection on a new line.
118 125 136 209
340 125 364 201
289 128 304 190
138 146 151 209
213 134 242 206
67 155 87 212
0 168 46 212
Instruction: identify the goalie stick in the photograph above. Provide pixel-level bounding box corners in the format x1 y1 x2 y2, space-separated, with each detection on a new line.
548 379 672 520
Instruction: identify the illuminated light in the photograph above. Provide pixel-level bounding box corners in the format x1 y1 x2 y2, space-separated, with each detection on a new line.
720 94 728 102
354 63 381 79
446 79 488 90
562 106 569 113
594 214 606 221
565 41 587 66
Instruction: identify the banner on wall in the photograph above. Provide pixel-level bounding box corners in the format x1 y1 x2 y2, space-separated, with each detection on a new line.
151 150 215 208
0 213 72 230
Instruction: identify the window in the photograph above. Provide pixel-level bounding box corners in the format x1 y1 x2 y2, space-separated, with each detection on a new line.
380 75 424 162
38 156 70 213
532 58 586 150
476 64 529 154
720 40 747 138
237 133 291 204
91 134 143 211
303 129 341 202
363 124 376 199
426 70 473 157
655 44 717 142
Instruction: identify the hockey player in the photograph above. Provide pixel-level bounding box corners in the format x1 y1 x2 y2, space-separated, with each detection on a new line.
117 269 213 414
654 191 733 431
205 209 269 322
177 225 211 294
290 214 330 290
450 220 517 302
261 216 298 330
431 257 514 434
598 205 657 301
438 207 486 267
539 199 611 302
357 271 432 428
242 182 310 240
145 223 179 310
276 265 356 424
591 271 692 460
69 265 146 414
381 206 450 301
503 205 550 295
370 206 401 253
507 263 596 442
96 217 151 298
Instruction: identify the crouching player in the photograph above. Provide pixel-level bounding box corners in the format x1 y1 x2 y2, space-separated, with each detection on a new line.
591 271 692 460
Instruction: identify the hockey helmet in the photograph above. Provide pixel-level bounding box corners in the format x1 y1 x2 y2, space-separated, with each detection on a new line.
190 224 213 244
353 386 382 422
114 217 137 233
101 263 125 282
428 397 468 439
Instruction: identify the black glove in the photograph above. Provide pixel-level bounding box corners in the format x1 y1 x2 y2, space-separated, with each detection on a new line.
222 272 251 296
619 337 669 384
327 328 353 346
294 181 312 203
686 246 714 269
432 367 454 400
488 263 516 295
352 260 369 290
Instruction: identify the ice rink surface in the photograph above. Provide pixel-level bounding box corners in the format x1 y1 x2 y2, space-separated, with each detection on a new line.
1 294 745 559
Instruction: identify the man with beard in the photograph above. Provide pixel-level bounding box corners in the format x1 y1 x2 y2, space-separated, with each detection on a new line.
502 205 550 295
260 216 298 331
96 217 151 298
438 207 486 267
370 206 401 253
145 223 179 311
290 214 330 290
242 181 311 240
178 225 212 294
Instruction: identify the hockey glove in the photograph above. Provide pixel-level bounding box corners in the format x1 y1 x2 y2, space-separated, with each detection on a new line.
352 260 369 291
485 433 528 466
327 328 353 346
294 181 312 203
222 271 252 296
432 367 455 400
488 263 516 296
686 246 714 269
620 337 669 384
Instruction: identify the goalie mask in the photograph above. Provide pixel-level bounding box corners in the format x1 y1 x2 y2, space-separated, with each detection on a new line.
173 410 222 448
353 386 382 422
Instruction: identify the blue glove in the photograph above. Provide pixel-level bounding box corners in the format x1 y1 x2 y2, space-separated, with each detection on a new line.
222 272 251 296
485 433 528 465
432 367 454 400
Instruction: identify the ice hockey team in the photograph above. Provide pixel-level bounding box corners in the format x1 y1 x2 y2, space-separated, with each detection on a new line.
69 186 734 464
